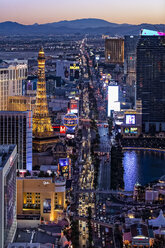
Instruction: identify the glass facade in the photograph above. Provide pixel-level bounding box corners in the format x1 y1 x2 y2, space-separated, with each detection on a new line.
0 111 32 170
136 36 165 132
4 156 17 245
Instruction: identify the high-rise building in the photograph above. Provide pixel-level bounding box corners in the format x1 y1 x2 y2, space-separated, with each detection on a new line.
0 61 27 110
105 38 124 64
0 145 17 248
124 36 139 101
108 85 120 117
33 47 53 138
0 111 32 170
136 36 165 133
56 60 80 81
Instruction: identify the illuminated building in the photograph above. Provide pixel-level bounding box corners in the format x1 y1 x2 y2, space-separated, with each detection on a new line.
121 100 142 138
56 60 80 81
0 111 32 170
136 36 165 133
105 38 124 64
33 47 53 137
0 145 17 248
17 177 66 222
108 85 120 117
0 61 27 111
32 47 58 152
7 95 35 112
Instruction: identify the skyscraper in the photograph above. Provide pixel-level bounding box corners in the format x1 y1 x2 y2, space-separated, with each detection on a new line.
0 145 17 248
0 111 32 170
105 38 124 64
136 35 165 133
124 36 139 101
0 61 27 110
33 47 53 137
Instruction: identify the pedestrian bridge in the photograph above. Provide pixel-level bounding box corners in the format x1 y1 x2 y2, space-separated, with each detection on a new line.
76 189 133 195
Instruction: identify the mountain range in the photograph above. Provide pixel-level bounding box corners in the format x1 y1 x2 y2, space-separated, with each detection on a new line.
0 18 164 36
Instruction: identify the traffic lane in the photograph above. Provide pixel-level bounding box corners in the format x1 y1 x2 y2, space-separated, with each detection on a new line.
99 157 111 191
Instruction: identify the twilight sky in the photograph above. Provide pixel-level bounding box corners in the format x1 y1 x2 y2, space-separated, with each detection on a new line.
1 0 165 25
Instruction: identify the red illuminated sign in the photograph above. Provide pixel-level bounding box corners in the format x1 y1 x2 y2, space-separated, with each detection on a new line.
71 104 77 109
29 111 31 128
60 126 66 134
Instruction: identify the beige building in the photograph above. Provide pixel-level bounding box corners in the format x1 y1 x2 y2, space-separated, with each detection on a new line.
0 61 27 110
17 177 66 221
8 95 35 112
105 38 124 64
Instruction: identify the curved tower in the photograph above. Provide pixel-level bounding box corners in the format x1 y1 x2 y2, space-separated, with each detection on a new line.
33 47 53 137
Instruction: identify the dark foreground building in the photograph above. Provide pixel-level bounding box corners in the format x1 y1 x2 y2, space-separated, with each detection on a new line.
0 145 17 247
136 36 165 133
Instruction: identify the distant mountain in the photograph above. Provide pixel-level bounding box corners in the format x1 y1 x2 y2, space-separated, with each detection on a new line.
0 18 164 36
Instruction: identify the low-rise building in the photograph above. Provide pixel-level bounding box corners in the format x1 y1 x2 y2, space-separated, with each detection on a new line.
17 177 66 222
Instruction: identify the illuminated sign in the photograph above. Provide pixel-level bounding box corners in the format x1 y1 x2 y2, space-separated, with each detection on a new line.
59 158 71 178
141 29 165 36
124 127 138 134
130 127 138 134
95 55 100 61
70 64 80 70
124 128 130 134
60 126 66 134
59 158 69 167
28 111 32 128
126 115 135 125
43 181 50 186
52 125 60 132
71 104 77 109
66 134 75 139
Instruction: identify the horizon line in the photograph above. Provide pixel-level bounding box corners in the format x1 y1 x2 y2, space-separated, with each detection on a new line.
0 18 164 26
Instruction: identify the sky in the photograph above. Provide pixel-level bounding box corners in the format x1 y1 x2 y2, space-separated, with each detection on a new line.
1 0 165 25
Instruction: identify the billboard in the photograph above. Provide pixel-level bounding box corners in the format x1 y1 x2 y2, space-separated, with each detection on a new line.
70 63 79 80
59 158 69 167
69 101 78 114
124 127 138 134
108 85 120 117
43 199 51 213
130 127 138 133
126 114 135 125
59 158 71 178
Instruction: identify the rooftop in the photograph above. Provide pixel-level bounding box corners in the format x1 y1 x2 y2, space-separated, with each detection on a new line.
0 110 30 115
0 145 16 168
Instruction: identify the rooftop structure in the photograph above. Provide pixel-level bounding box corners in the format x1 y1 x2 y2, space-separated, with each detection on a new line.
149 210 165 228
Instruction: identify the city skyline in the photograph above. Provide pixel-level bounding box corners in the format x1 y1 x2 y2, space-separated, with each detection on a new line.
1 0 165 25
